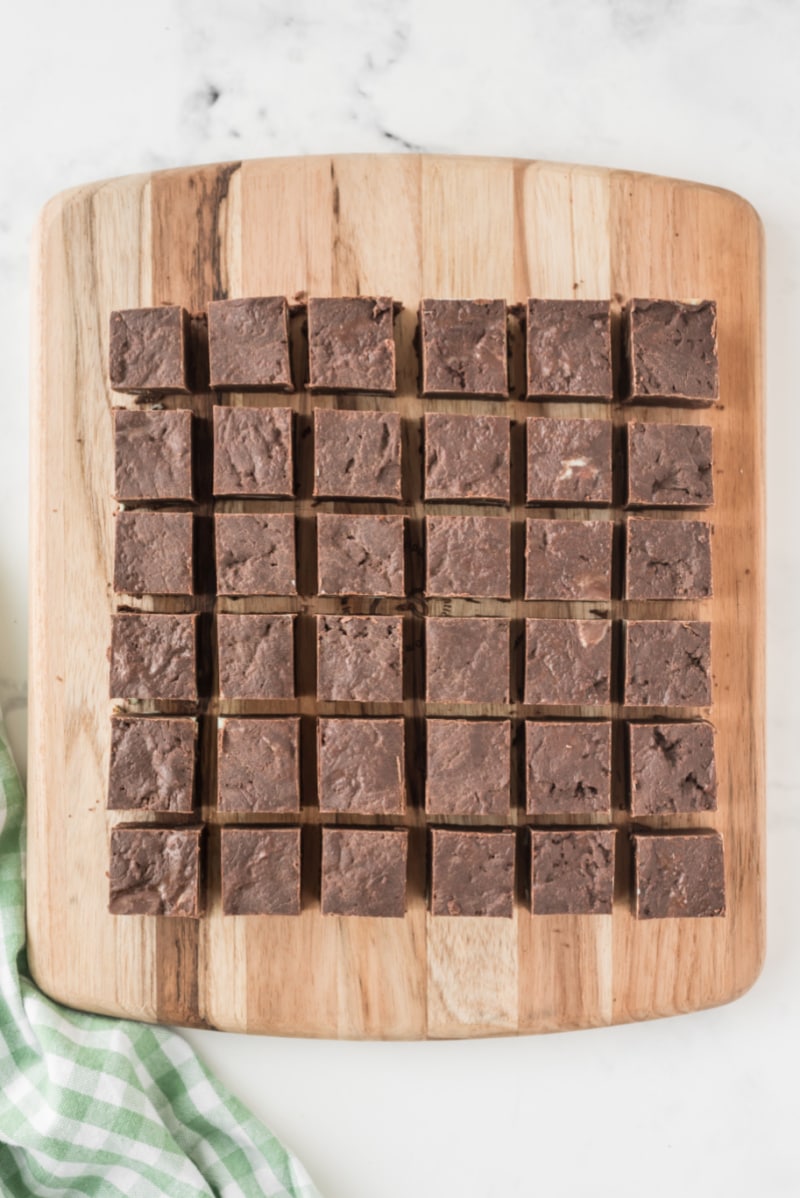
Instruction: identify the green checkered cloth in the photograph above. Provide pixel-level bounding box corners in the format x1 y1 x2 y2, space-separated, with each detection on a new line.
0 712 322 1197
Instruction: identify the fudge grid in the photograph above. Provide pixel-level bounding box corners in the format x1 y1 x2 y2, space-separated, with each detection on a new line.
106 294 725 925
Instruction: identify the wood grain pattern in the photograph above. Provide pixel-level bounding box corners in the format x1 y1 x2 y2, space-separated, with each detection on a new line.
27 155 765 1037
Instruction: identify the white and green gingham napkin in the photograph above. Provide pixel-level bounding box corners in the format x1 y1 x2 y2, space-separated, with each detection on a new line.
0 711 322 1197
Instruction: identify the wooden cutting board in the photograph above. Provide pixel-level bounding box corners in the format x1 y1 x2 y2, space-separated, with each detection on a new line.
27 155 765 1037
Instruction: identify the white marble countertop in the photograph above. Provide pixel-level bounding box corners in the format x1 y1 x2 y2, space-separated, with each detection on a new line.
2 1 798 1195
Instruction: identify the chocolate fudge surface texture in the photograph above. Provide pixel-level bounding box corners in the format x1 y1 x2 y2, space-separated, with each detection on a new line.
626 517 712 600
624 620 712 707
108 717 196 813
217 614 295 700
109 826 203 917
220 827 301 916
525 518 613 601
307 296 396 394
320 828 408 917
426 719 511 816
313 408 402 500
212 406 294 497
633 831 725 918
424 413 510 503
114 408 193 502
217 718 300 813
109 306 190 393
629 721 717 815
526 299 613 399
426 617 510 704
420 298 508 397
426 516 511 599
530 829 616 915
317 615 403 703
429 829 515 918
525 721 612 815
627 422 713 507
526 417 613 505
215 512 297 596
317 514 404 596
317 718 405 814
114 510 193 596
525 619 612 706
207 296 292 391
109 613 198 701
627 299 718 404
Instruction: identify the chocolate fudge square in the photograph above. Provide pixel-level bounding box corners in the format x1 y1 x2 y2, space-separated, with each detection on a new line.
217 614 295 700
109 826 203 916
208 297 292 391
429 829 515 918
317 718 405 814
212 406 294 497
426 719 511 817
530 829 616 915
313 408 402 500
526 417 612 505
109 613 197 701
317 615 403 703
114 510 193 596
524 619 612 706
625 517 712 600
627 299 718 405
633 830 725 918
526 299 613 399
217 717 300 813
424 413 510 503
114 409 193 502
525 518 613 601
426 516 511 599
108 716 196 813
624 620 711 707
307 297 396 394
317 514 404 597
215 513 296 596
525 721 612 815
627 422 713 507
109 306 190 393
628 721 717 815
321 828 408 917
426 618 510 705
420 298 508 397
220 827 301 916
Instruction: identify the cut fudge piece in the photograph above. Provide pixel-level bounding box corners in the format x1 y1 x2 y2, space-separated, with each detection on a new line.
426 618 510 704
317 615 403 703
215 513 296 596
313 408 402 500
633 830 725 918
317 514 404 596
426 516 511 599
217 717 300 813
220 827 301 916
426 719 511 816
626 299 718 405
526 417 612 505
627 422 713 507
526 299 613 399
109 306 190 393
114 409 193 502
307 296 396 394
525 518 613 601
217 614 295 700
525 721 611 815
524 619 612 706
109 826 203 916
317 718 405 814
625 517 712 600
429 829 515 918
624 620 711 707
628 721 717 814
109 613 198 701
424 413 510 503
108 716 196 813
420 298 508 397
114 510 193 596
208 296 292 391
212 406 293 496
321 828 408 917
530 829 616 915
